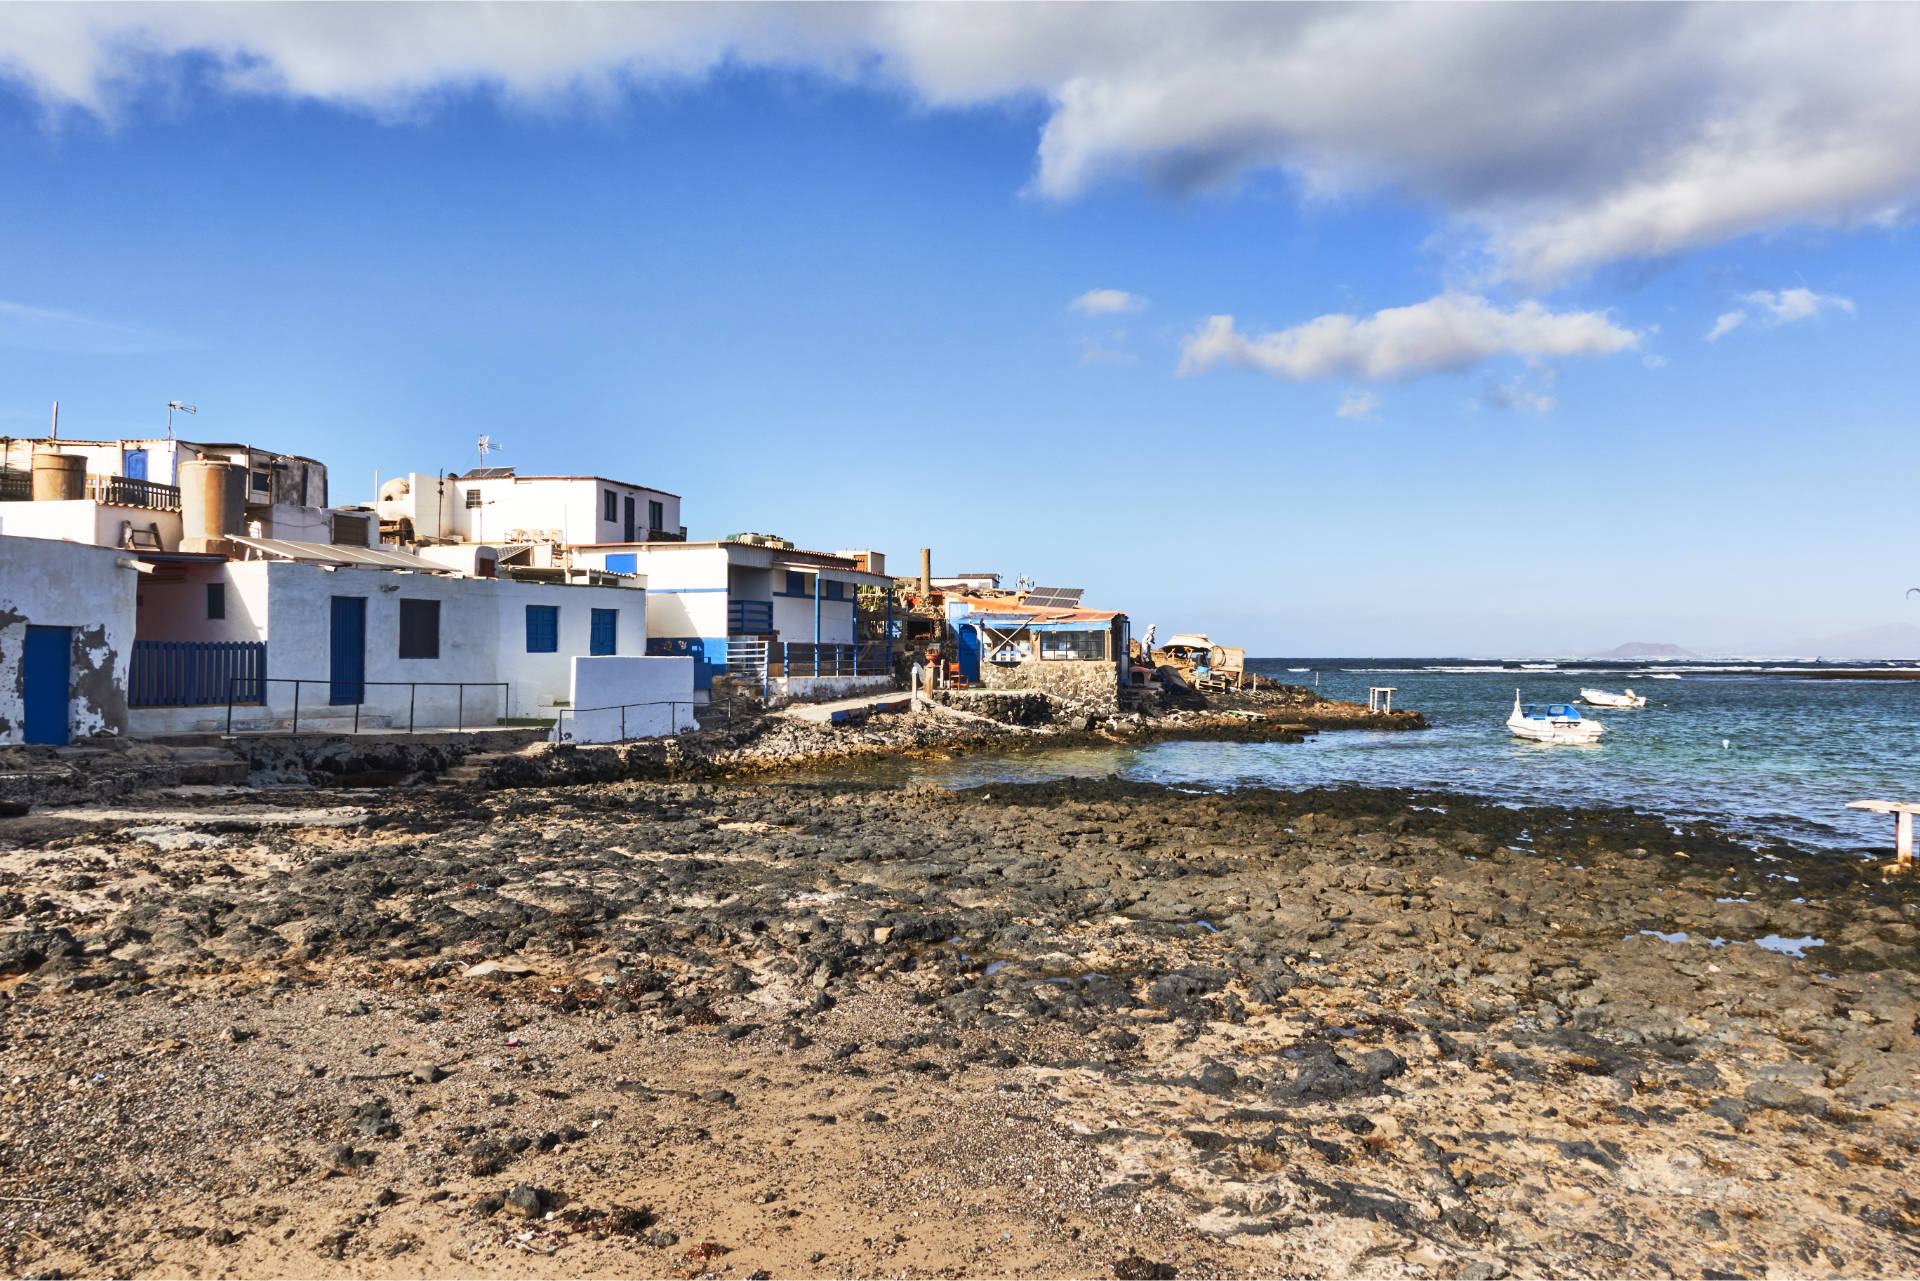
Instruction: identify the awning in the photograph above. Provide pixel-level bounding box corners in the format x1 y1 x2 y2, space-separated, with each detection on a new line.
232 537 456 573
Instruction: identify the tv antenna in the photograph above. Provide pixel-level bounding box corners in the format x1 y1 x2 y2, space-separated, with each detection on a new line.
166 401 196 439
477 435 503 467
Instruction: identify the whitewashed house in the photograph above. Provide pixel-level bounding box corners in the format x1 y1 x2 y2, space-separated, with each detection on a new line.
568 540 893 700
124 548 663 735
0 535 141 745
375 468 684 556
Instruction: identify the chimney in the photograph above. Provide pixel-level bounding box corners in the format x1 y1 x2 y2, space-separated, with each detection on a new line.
919 547 931 601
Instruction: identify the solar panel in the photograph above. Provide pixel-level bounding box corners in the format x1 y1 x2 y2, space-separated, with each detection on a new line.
1024 586 1084 608
463 466 516 479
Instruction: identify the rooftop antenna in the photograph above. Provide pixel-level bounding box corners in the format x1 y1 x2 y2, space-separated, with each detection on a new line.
477 434 502 468
166 401 196 439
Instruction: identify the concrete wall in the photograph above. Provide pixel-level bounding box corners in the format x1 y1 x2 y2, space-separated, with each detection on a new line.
134 560 269 643
558 655 699 742
597 545 731 638
0 500 184 551
770 673 893 703
0 535 139 743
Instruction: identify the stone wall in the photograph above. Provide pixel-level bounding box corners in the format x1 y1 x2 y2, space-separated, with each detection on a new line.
979 656 1120 718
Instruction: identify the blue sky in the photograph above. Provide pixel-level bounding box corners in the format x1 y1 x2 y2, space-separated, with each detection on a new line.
2 4 1917 655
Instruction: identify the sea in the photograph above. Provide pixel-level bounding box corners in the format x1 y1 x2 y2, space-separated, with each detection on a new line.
796 659 1920 856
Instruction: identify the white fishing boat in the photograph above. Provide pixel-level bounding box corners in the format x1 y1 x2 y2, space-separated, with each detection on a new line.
1579 687 1646 708
1650 674 1682 680
1508 691 1605 743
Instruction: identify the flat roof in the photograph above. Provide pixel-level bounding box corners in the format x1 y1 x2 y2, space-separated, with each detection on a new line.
233 537 457 573
455 472 682 500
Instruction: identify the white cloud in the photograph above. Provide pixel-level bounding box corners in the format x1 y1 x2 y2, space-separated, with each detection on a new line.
1335 391 1380 421
1483 375 1556 414
1178 293 1638 383
1705 312 1747 342
1069 288 1147 316
1642 353 1669 370
6 7 1920 285
1704 287 1853 340
4 8 1920 282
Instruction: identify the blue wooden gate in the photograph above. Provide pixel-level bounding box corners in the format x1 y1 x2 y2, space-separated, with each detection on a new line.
22 626 72 745
128 641 267 706
330 597 366 705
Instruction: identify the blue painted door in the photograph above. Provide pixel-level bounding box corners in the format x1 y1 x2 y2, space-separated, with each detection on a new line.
957 623 981 684
22 626 72 745
329 597 366 705
123 449 148 481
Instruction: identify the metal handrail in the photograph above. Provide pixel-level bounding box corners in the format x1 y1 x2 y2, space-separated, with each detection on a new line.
225 677 510 735
552 699 699 745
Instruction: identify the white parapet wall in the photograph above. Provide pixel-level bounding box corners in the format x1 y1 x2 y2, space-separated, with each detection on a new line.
769 673 894 703
558 655 699 743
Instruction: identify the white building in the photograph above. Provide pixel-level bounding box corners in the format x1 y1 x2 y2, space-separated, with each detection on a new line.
0 435 370 551
0 535 141 745
568 540 893 700
376 468 684 552
124 550 664 734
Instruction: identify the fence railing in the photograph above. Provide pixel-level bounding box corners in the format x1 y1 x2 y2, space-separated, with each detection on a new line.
552 700 700 745
224 678 510 735
0 468 29 502
728 600 773 633
130 640 266 707
769 642 890 678
87 475 182 511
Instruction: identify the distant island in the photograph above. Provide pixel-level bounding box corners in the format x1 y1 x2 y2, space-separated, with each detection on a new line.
1593 641 1701 659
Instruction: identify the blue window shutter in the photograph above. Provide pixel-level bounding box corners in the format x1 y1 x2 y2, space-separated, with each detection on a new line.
525 605 559 653
605 553 637 574
590 609 617 656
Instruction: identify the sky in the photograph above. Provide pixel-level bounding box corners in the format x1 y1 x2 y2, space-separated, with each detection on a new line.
1 2 1917 656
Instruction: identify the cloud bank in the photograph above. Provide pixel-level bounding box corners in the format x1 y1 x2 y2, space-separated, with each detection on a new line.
1178 294 1638 384
3 5 1919 284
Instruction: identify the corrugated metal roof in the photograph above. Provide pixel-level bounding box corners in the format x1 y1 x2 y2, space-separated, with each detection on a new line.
233 537 456 573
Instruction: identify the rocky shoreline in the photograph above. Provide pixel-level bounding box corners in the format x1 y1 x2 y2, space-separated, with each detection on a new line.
4 752 1920 1279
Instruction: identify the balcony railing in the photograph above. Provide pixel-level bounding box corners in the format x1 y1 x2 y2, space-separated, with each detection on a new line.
0 468 29 501
647 526 688 542
88 475 182 511
728 599 774 634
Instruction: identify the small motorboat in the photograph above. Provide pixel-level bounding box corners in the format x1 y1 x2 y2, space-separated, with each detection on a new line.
1508 691 1605 743
1580 687 1646 708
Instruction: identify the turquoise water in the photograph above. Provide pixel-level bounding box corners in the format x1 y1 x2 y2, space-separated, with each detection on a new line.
796 660 1920 854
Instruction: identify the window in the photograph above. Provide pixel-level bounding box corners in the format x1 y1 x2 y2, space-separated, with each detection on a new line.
590 608 617 656
1039 629 1107 661
465 489 482 509
206 582 226 620
784 571 807 596
648 499 664 532
399 599 440 659
525 604 559 653
603 489 618 522
250 470 270 493
823 580 846 601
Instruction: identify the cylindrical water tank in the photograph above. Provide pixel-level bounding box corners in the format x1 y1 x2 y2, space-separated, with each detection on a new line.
30 450 85 501
179 459 246 555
